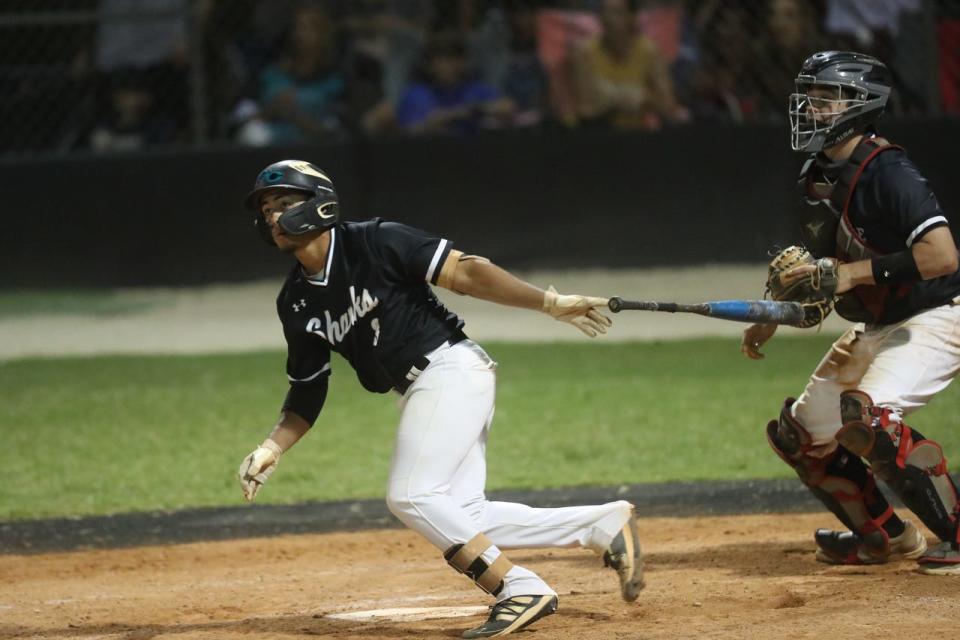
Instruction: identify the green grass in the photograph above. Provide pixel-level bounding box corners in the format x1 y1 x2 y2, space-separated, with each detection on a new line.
3 336 959 520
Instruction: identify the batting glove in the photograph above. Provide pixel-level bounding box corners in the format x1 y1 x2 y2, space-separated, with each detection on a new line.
542 285 613 337
238 438 284 502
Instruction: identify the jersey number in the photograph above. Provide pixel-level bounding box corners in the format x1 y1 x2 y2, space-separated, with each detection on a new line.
371 317 381 346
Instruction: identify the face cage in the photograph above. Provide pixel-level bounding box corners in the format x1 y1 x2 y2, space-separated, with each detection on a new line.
789 81 867 151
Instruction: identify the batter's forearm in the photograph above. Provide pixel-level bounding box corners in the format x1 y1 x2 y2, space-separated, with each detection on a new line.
448 257 545 311
267 411 312 452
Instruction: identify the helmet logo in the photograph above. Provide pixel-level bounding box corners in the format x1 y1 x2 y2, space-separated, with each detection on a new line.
290 162 331 182
316 202 336 219
261 170 285 183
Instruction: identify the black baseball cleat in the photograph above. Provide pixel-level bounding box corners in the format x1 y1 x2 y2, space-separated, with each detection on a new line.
603 507 645 601
461 595 558 638
815 520 926 565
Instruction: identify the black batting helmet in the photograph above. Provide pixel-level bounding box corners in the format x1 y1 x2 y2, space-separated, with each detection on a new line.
244 160 340 245
789 51 892 153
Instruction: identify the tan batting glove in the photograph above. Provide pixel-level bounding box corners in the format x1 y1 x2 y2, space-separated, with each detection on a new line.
542 285 613 337
238 438 284 502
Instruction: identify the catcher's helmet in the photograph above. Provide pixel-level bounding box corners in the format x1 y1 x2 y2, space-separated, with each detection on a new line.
244 159 340 245
789 51 891 153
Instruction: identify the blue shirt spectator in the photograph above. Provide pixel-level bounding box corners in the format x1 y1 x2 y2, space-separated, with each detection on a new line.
396 30 513 136
396 80 500 134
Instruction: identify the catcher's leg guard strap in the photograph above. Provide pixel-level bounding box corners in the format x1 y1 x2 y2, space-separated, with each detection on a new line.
839 390 960 542
443 533 514 596
767 398 898 550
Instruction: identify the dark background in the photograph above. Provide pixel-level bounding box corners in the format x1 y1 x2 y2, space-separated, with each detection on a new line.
3 121 958 288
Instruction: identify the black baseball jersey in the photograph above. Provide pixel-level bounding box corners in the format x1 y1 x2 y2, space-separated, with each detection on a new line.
276 219 466 405
801 144 960 325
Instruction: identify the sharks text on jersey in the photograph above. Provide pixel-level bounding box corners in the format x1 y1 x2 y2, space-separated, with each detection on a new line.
305 285 380 346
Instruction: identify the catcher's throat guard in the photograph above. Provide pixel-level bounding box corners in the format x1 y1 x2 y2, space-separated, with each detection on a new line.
244 160 340 245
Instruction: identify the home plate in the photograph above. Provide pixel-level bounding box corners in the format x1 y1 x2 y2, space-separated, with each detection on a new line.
326 605 489 622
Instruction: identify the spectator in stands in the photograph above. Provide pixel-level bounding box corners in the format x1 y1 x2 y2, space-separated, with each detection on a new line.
94 0 191 145
473 0 551 129
328 1 434 133
751 0 827 121
236 2 346 145
87 68 178 152
571 0 685 130
675 0 757 123
823 0 917 61
824 0 933 114
395 30 514 136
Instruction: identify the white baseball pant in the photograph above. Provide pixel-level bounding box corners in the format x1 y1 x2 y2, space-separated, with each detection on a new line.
385 340 633 600
793 302 960 451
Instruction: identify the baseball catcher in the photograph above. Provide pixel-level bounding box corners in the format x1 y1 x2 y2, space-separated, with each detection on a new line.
742 51 960 573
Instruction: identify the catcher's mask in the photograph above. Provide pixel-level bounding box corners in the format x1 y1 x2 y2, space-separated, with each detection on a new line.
789 51 891 153
244 160 340 245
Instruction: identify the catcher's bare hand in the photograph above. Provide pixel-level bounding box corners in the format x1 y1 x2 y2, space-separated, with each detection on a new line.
741 323 778 360
238 438 283 502
781 261 852 294
542 285 613 337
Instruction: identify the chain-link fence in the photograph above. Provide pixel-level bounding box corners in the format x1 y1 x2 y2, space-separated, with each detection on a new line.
1 0 958 158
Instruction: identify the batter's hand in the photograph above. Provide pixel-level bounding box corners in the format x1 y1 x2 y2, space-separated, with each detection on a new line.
741 323 778 360
238 438 283 502
542 286 613 337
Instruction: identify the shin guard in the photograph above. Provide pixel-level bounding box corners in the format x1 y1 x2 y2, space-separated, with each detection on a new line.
767 398 898 557
839 390 960 543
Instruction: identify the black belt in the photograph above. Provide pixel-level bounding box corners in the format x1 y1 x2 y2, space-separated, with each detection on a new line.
393 337 467 394
393 353 433 395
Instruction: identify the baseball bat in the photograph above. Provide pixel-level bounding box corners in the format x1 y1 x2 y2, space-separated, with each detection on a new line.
607 297 806 326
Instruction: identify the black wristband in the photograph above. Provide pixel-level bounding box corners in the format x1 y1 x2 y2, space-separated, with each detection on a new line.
871 250 921 285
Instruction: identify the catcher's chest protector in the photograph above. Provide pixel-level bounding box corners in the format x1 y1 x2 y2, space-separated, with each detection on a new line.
799 136 903 261
799 137 903 323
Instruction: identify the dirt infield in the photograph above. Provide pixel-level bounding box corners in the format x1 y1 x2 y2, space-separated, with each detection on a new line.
2 512 957 640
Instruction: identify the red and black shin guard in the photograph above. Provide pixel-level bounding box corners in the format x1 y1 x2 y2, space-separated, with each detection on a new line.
767 398 904 560
839 390 960 545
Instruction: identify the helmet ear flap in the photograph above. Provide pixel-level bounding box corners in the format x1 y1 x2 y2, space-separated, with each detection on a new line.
276 193 340 235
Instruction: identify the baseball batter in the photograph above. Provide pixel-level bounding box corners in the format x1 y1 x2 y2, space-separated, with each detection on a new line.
236 160 645 638
742 51 960 573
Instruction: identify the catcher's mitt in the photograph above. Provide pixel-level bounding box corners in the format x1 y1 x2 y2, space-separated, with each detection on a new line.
765 245 838 328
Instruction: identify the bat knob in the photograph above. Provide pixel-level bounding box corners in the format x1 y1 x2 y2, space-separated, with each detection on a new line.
608 296 623 313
